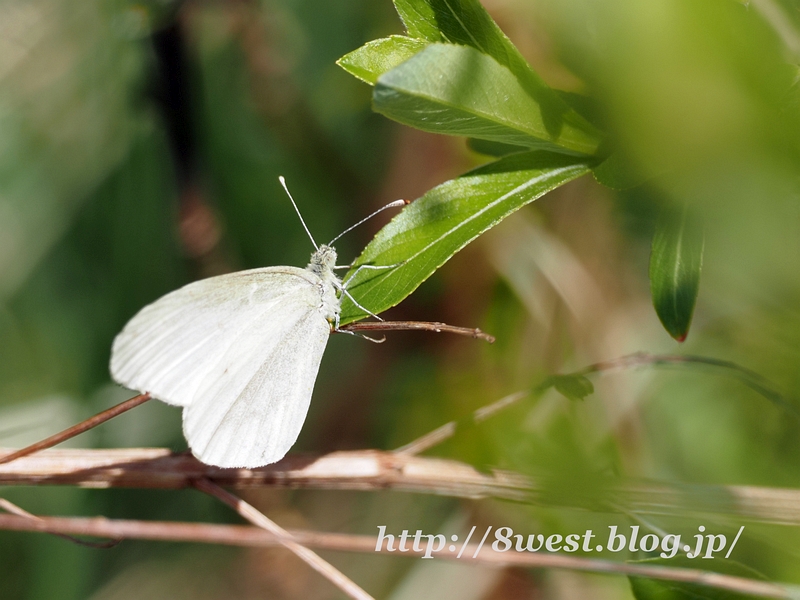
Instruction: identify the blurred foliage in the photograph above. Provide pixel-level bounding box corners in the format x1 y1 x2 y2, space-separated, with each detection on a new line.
2 0 800 598
629 557 768 600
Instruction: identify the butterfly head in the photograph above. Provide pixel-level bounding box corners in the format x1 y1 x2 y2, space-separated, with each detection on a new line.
307 244 338 279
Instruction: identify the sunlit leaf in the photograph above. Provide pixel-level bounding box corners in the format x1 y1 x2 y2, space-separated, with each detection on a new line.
393 0 442 41
374 44 601 155
340 150 591 322
650 203 704 341
336 35 429 85
391 0 600 146
393 0 551 91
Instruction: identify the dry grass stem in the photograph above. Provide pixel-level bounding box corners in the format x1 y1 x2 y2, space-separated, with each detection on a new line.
3 448 800 525
193 479 374 600
341 320 495 342
0 393 151 466
0 512 793 599
394 390 530 455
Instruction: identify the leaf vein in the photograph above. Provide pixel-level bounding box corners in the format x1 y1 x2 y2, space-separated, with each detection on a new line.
440 0 486 53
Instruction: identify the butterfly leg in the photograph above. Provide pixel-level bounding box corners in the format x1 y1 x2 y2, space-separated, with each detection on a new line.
336 261 408 319
330 283 386 343
337 286 384 322
334 326 386 343
332 310 385 343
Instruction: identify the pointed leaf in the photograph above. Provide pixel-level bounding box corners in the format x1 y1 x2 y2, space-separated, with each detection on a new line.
391 0 599 143
393 0 550 89
650 203 704 341
393 0 443 41
336 36 429 85
374 44 601 155
340 151 591 323
592 149 650 190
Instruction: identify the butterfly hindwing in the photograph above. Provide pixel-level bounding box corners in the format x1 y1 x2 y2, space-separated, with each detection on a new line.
182 300 331 467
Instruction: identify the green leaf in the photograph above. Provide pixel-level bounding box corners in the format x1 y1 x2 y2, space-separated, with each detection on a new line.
374 44 601 155
393 0 442 41
592 150 650 190
555 90 605 130
336 35 429 85
550 374 595 401
391 0 599 146
467 138 528 157
629 557 768 600
340 151 591 323
393 0 547 87
650 203 704 342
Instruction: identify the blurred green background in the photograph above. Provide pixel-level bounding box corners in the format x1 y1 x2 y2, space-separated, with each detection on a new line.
2 0 800 598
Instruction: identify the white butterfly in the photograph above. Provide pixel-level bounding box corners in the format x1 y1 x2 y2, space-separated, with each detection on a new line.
110 178 401 468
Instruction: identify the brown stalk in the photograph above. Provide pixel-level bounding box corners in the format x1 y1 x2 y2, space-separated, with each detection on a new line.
341 320 495 343
0 512 792 599
193 479 374 600
0 498 118 548
4 448 800 525
0 393 151 466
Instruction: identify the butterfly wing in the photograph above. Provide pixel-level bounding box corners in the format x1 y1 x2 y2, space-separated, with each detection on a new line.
110 266 333 467
182 300 330 467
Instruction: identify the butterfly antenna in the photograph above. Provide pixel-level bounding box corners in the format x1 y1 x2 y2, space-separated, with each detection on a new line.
279 176 318 251
328 199 408 246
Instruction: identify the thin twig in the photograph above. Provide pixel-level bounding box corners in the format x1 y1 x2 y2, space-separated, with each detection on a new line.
400 352 800 455
578 353 800 420
5 448 800 525
341 320 495 343
0 513 794 599
394 390 530 455
193 479 374 600
0 498 119 548
0 393 151 466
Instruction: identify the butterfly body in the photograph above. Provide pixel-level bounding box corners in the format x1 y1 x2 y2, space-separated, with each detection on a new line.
110 245 342 468
306 244 341 322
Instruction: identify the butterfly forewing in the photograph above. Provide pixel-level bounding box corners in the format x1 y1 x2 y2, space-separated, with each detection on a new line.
110 266 334 467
